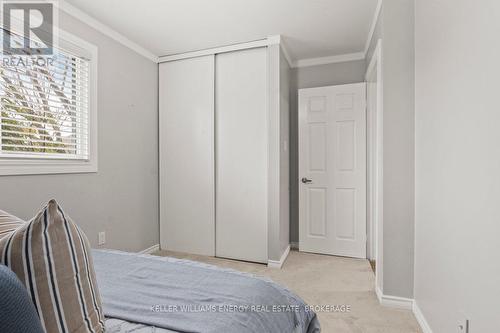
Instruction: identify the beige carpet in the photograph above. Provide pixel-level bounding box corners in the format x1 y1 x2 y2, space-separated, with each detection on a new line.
153 249 422 333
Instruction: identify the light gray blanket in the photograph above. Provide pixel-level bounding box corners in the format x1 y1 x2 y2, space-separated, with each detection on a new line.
92 250 320 333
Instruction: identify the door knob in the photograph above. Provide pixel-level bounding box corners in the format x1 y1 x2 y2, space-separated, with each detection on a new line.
301 177 312 184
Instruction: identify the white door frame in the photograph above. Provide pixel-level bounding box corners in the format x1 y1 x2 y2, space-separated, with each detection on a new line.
365 39 383 292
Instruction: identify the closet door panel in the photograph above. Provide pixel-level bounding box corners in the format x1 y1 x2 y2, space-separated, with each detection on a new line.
159 55 215 256
215 48 268 263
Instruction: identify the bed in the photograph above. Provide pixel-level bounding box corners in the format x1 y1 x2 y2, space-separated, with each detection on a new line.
93 250 320 333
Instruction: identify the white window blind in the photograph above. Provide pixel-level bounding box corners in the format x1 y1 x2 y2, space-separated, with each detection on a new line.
0 30 90 160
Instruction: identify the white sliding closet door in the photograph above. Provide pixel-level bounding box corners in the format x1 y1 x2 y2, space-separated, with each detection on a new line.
159 55 215 256
215 48 268 263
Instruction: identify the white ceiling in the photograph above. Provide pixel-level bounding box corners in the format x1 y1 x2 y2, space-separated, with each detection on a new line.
64 0 378 61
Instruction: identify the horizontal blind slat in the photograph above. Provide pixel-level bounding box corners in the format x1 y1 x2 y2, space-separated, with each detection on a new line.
1 110 89 125
2 136 88 147
2 103 88 118
1 72 89 99
1 94 89 110
1 121 89 137
2 144 78 151
2 63 90 80
1 87 89 107
1 129 82 141
1 100 86 115
0 79 89 99
1 66 89 81
0 73 89 95
1 117 89 131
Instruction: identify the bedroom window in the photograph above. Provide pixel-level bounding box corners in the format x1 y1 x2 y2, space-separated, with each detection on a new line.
0 29 98 175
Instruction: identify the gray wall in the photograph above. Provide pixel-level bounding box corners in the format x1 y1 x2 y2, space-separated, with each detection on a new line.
415 0 500 331
365 0 415 299
289 60 366 244
0 11 159 252
382 0 415 299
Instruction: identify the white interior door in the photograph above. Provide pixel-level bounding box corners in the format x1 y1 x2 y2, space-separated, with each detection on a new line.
215 48 268 263
159 55 215 256
299 83 366 258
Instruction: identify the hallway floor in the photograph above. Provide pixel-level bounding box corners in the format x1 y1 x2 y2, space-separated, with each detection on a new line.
154 249 422 333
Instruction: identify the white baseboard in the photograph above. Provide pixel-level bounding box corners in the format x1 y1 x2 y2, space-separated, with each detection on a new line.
138 244 160 255
376 286 414 310
375 286 383 303
413 302 433 333
290 241 299 250
268 245 290 269
376 287 432 332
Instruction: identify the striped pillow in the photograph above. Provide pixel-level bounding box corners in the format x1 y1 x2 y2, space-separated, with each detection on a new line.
0 209 25 240
0 200 105 333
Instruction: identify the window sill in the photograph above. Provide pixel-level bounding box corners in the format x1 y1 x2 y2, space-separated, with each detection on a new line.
0 159 97 176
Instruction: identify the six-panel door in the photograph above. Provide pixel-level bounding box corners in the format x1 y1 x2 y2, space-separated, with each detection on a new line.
299 83 367 258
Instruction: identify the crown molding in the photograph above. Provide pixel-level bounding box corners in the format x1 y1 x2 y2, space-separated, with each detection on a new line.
58 0 159 63
266 35 281 45
363 0 383 56
293 52 365 68
159 36 288 63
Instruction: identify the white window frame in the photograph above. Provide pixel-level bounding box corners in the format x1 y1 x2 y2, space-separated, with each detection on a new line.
0 29 98 176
